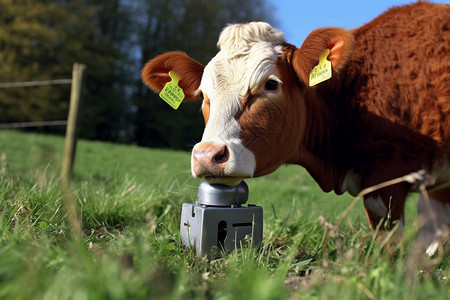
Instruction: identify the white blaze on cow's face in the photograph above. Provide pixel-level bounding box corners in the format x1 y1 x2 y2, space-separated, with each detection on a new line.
191 22 286 186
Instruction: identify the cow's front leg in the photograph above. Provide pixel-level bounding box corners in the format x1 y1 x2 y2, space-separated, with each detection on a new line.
363 186 408 256
417 189 450 256
363 185 407 231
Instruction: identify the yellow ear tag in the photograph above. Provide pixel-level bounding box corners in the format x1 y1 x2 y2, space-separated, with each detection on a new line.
309 49 332 87
159 71 185 109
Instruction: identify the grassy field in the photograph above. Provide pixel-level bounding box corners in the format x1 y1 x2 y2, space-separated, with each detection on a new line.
0 130 448 299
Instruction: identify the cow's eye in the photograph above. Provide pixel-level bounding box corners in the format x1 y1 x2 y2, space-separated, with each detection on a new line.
200 92 204 99
264 80 278 91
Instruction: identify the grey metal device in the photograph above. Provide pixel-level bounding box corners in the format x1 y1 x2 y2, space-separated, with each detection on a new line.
180 181 263 257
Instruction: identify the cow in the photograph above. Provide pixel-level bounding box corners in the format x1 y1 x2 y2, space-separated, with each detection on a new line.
141 2 450 255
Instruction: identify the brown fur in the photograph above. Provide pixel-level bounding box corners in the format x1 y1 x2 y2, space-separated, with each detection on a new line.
240 1 450 228
348 2 450 150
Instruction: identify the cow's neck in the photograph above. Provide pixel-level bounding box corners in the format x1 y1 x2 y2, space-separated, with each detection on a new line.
291 76 443 195
291 86 353 194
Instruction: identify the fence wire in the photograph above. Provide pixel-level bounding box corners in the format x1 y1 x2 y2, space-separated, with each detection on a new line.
0 78 72 128
0 120 67 129
0 79 72 89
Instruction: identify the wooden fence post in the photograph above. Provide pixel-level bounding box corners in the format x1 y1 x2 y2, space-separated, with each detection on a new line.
61 63 86 237
61 63 86 183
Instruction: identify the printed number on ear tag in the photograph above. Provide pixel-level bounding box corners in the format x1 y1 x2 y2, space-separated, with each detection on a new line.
159 71 185 109
309 49 332 87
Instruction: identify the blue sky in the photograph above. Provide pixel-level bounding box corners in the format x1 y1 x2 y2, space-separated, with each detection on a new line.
266 0 449 45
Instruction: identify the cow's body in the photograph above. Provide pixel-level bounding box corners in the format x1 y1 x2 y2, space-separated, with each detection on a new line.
142 2 450 254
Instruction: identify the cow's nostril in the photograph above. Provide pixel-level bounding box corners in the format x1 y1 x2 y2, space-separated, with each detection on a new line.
213 146 229 164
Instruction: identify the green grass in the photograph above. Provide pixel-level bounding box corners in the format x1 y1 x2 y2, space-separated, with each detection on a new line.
0 130 448 299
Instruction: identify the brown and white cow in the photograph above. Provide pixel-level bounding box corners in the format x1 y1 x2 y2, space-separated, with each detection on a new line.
142 2 450 254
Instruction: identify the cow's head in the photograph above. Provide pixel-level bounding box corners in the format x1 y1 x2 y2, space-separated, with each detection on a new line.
142 22 354 186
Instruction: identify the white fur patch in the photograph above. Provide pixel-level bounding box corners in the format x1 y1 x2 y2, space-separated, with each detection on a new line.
340 169 362 196
194 22 286 179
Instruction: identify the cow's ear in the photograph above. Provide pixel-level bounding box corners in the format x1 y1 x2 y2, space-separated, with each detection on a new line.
292 28 354 85
141 51 205 100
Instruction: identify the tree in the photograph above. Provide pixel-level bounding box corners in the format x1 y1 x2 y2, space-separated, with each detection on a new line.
0 0 74 129
133 0 276 150
0 0 132 141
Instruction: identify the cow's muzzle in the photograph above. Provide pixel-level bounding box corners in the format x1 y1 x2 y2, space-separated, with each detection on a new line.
192 142 229 178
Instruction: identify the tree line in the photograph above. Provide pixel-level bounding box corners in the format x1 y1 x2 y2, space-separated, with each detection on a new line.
0 0 276 150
